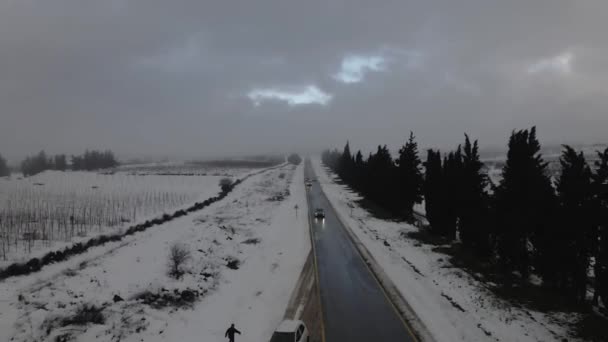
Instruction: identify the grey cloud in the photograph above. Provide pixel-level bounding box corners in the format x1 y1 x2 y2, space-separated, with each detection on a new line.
1 0 607 162
248 86 332 107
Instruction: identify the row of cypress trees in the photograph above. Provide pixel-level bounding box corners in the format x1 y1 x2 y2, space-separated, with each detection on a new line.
322 133 424 218
322 127 608 308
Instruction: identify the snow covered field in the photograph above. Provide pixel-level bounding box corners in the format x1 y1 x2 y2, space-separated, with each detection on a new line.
0 170 226 265
115 161 261 177
0 163 310 342
311 158 576 342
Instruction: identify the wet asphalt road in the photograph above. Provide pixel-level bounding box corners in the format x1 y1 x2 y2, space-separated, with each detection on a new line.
304 160 417 342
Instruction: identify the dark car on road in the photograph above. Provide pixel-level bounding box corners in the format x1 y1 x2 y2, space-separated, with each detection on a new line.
314 208 325 219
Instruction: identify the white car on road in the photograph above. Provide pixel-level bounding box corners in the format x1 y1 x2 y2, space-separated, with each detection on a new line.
269 319 310 342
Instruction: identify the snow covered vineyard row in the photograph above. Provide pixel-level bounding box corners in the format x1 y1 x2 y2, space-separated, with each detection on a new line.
0 164 284 281
115 159 284 176
0 171 229 265
0 162 310 342
311 158 579 342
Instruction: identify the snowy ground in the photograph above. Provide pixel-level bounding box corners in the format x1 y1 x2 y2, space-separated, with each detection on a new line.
115 162 260 177
0 163 310 342
311 157 576 342
0 171 226 266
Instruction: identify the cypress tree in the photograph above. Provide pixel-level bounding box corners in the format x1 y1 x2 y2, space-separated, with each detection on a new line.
353 150 365 192
366 145 396 211
553 146 593 302
424 149 445 235
395 132 424 219
339 142 353 183
494 127 556 280
423 147 463 241
592 148 608 307
459 135 491 256
443 147 463 241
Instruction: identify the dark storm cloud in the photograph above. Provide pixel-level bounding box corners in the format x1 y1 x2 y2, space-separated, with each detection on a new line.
1 0 607 162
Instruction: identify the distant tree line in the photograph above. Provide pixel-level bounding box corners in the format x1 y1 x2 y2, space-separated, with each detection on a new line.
20 151 65 176
322 127 608 308
287 153 302 165
0 153 10 177
20 150 118 176
70 150 118 171
189 156 284 169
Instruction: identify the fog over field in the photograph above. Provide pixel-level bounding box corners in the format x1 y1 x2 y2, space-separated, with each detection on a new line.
1 1 608 162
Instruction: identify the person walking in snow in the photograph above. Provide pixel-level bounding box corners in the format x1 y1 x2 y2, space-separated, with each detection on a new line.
225 323 241 342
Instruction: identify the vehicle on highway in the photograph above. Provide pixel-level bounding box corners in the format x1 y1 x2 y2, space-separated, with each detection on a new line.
269 319 310 342
305 182 312 187
314 208 325 219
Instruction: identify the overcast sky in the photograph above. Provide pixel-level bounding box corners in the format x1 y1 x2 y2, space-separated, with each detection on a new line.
1 0 607 162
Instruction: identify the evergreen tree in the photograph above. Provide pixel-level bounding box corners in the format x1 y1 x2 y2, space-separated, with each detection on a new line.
103 150 119 169
592 148 608 307
353 150 365 192
21 150 49 176
459 135 491 256
47 156 55 170
366 145 396 210
339 141 354 184
494 127 556 280
71 155 84 170
287 153 302 165
395 132 424 219
322 149 341 171
424 149 445 235
553 146 593 302
423 147 463 241
0 153 10 177
71 150 118 170
54 154 68 171
442 147 463 240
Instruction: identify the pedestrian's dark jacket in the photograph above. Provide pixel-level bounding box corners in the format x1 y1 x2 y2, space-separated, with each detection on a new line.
225 327 241 339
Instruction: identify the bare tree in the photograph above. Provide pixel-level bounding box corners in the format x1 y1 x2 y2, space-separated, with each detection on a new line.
168 243 190 278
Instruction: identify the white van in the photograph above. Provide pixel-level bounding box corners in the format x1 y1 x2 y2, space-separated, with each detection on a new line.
269 319 310 342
